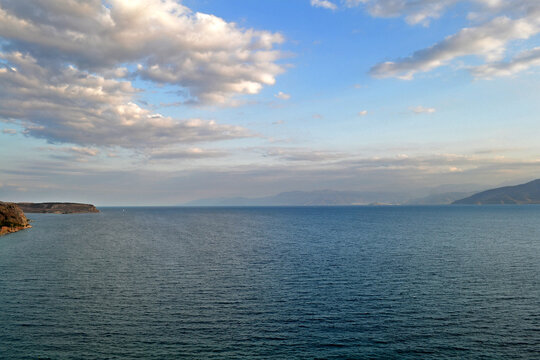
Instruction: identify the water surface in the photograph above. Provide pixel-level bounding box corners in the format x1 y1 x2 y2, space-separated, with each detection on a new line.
1 206 539 359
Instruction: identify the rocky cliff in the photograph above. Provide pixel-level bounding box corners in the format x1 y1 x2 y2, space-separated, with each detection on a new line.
16 202 99 214
0 202 31 236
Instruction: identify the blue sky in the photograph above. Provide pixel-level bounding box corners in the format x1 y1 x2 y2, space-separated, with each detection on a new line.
2 0 540 205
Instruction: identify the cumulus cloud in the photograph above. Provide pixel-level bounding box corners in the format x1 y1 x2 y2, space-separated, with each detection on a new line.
471 46 540 78
311 0 338 10
0 0 284 105
317 0 540 79
0 51 252 148
371 12 540 79
275 91 291 100
358 110 368 116
411 106 436 114
367 1 540 79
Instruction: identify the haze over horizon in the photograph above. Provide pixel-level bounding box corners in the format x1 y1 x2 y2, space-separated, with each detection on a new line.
2 0 540 205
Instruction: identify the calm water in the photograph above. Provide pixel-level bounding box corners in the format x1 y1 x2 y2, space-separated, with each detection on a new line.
1 206 539 359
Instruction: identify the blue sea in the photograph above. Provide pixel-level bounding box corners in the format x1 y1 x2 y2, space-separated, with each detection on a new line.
1 206 539 359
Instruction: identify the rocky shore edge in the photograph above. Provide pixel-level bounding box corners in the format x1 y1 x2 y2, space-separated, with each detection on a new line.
0 202 31 236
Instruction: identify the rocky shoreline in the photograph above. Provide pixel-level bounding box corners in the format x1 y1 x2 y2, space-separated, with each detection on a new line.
1 202 99 236
0 202 31 236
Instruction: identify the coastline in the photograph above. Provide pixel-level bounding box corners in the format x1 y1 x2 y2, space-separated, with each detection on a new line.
0 224 32 236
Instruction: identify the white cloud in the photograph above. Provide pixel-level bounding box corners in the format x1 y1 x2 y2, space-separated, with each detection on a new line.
370 11 540 79
311 0 338 10
331 0 540 80
412 106 436 114
275 91 291 100
2 128 16 134
343 0 457 25
0 51 253 148
471 46 540 78
358 110 368 116
0 0 285 105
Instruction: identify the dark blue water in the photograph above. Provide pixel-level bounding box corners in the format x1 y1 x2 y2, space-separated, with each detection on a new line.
1 206 539 359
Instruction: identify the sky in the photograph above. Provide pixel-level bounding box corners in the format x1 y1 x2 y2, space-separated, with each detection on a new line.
2 0 540 205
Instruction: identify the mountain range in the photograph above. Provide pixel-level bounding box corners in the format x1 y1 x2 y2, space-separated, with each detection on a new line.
184 179 540 206
184 189 474 206
184 190 411 206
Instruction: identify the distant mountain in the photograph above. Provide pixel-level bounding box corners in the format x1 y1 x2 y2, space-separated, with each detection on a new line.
453 179 540 205
184 190 409 206
405 192 475 205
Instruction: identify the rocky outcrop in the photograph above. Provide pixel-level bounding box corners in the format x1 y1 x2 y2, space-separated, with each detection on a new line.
16 202 99 214
0 202 31 236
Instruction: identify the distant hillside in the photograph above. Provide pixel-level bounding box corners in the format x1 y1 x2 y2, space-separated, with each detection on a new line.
17 202 99 214
453 179 540 204
405 192 474 205
184 190 409 206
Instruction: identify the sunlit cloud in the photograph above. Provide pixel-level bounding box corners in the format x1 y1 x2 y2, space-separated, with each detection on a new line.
311 0 338 10
411 106 436 114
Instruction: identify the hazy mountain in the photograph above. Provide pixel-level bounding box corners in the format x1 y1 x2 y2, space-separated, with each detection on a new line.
405 192 475 205
453 179 540 204
183 190 410 206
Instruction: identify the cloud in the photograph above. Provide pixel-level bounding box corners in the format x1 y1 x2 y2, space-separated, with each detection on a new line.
311 0 338 10
40 146 101 162
471 46 540 78
323 1 540 79
358 110 368 116
411 106 436 114
67 147 100 157
369 1 540 79
4 150 540 204
2 128 16 134
0 52 253 148
274 91 291 100
272 120 285 125
347 0 458 25
148 148 228 160
0 0 285 105
262 147 346 162
344 0 510 25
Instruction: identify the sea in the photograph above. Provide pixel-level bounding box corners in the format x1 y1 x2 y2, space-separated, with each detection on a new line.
0 206 539 359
